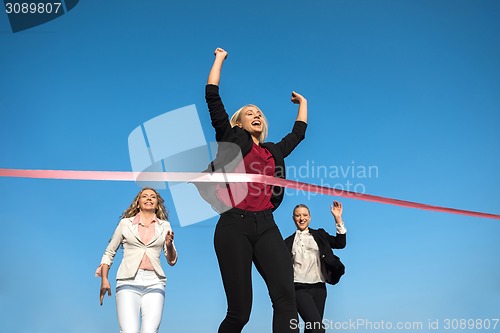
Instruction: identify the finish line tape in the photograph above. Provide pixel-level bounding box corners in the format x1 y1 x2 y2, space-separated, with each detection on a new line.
0 168 498 220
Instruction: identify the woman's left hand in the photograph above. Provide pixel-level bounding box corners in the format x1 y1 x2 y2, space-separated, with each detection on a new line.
330 200 343 222
165 230 174 247
291 91 307 104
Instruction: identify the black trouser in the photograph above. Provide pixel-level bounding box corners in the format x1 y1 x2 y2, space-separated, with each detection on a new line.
295 283 327 333
214 208 299 333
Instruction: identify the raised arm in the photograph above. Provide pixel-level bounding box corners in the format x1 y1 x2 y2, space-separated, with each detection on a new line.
205 47 236 142
330 200 345 229
207 47 228 86
291 91 308 123
328 201 346 249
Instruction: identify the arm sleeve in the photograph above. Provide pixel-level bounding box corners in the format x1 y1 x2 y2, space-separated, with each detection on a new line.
100 220 126 267
321 228 347 249
336 223 347 235
205 84 235 142
275 121 307 158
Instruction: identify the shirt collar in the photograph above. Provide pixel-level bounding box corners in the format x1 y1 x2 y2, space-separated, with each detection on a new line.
296 228 310 235
132 212 160 226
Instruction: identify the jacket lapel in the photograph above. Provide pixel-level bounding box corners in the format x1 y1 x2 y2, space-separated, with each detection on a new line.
127 217 143 244
309 228 320 244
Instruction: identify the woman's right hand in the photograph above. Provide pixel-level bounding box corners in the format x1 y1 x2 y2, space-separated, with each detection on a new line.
214 47 228 60
100 279 111 306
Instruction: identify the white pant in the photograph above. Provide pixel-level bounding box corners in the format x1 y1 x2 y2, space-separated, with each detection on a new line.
116 270 166 333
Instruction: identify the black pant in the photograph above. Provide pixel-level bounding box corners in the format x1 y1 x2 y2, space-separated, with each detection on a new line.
214 208 299 333
295 283 327 333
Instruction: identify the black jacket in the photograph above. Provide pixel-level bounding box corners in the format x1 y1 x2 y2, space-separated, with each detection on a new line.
196 84 307 212
284 228 346 285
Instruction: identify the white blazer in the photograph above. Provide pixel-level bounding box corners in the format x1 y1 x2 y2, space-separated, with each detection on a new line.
99 216 177 280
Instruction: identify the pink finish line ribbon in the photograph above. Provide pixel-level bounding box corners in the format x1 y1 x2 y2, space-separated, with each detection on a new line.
0 168 498 220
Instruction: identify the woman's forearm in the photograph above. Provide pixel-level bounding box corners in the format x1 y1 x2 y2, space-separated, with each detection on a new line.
208 57 225 86
100 264 110 281
166 244 177 265
291 91 308 123
296 99 308 123
207 48 228 86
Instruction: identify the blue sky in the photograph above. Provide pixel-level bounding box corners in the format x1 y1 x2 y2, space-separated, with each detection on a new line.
0 0 499 332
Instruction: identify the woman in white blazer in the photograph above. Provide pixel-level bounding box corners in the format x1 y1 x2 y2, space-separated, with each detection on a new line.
96 188 178 333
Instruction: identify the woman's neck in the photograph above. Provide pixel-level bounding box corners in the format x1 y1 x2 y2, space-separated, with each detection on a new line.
251 135 260 145
140 211 156 225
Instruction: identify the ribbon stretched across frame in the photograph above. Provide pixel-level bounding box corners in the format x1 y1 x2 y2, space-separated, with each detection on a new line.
0 168 498 220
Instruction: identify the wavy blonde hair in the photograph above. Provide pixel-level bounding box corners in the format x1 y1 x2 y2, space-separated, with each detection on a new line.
121 187 168 220
230 104 268 143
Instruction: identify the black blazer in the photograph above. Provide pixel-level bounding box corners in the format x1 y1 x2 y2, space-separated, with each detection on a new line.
284 228 346 285
196 84 307 212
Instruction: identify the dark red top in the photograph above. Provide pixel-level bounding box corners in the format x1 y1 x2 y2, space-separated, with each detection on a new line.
216 143 275 211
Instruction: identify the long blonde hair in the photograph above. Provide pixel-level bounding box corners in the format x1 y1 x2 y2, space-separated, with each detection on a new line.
121 187 168 220
230 104 268 143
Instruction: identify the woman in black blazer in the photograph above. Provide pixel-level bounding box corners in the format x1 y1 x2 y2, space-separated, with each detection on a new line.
199 47 308 333
284 201 347 333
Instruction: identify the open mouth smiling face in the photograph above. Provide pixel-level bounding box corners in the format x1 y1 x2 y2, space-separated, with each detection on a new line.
239 107 264 134
139 189 158 211
293 207 311 231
